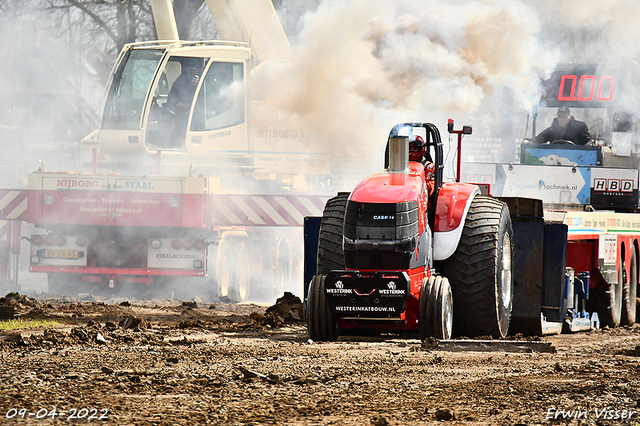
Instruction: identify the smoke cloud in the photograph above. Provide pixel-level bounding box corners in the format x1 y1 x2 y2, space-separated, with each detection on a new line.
255 0 568 184
260 0 640 176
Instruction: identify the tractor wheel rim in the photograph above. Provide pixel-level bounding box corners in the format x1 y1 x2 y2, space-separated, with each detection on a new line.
443 287 453 339
501 232 512 311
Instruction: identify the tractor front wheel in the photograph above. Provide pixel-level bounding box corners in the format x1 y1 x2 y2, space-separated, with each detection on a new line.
419 275 453 340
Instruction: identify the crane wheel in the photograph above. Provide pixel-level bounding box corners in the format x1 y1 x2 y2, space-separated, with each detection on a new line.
48 273 84 296
273 241 290 299
621 245 638 325
307 274 339 342
317 193 350 274
419 276 453 340
234 240 251 302
215 237 251 303
215 239 233 301
48 274 72 295
438 195 514 338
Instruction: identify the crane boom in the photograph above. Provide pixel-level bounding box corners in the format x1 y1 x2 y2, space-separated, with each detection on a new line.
204 0 292 64
150 0 180 41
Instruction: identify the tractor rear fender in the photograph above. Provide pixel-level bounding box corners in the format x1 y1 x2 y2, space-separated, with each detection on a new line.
433 183 480 261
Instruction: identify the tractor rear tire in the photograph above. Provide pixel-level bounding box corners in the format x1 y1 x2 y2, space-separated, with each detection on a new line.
622 245 638 325
419 276 453 340
307 274 339 341
317 192 350 275
438 195 514 338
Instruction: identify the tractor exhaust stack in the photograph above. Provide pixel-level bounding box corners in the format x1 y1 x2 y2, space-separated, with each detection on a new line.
388 136 409 173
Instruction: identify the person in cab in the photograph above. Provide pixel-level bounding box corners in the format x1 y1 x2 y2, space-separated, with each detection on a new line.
534 107 592 145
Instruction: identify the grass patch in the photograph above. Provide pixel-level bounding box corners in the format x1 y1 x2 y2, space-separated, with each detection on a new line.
0 318 60 331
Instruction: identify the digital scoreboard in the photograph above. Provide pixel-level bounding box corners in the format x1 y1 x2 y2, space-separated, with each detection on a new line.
541 66 619 108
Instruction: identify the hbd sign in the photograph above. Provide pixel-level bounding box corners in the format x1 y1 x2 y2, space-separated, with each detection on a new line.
593 178 634 193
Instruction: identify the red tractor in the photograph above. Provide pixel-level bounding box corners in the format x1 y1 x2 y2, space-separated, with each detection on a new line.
306 122 514 341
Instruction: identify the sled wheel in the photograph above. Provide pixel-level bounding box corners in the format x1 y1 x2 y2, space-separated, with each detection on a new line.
419 276 453 340
216 239 233 300
317 193 350 274
593 254 625 328
234 240 251 302
622 245 638 325
439 195 514 338
307 274 338 342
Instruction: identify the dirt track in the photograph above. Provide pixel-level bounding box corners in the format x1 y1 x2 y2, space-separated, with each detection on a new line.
1 292 639 426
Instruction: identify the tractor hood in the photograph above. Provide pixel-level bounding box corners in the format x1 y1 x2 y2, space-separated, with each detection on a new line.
343 162 425 270
349 162 425 205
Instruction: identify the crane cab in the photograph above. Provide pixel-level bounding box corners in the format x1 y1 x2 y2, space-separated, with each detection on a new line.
82 41 252 172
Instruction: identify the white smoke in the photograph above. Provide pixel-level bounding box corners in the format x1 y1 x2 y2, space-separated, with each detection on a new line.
260 0 562 183
527 0 640 115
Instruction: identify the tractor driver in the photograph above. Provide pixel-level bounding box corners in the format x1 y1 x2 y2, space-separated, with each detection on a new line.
409 135 436 207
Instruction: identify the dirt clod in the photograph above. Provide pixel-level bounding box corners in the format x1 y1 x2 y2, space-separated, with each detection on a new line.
182 300 197 309
119 315 148 330
372 417 390 426
435 408 454 421
265 291 304 321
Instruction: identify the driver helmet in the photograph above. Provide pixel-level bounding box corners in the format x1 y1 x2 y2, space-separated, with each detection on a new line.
409 135 425 162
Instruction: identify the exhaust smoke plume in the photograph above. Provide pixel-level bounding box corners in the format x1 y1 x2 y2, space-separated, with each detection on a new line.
266 0 640 175
259 0 561 183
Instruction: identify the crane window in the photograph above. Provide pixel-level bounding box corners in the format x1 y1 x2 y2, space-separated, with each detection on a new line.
191 62 244 132
102 49 163 130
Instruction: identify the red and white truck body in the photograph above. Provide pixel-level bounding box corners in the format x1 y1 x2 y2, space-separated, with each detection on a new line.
27 173 209 280
0 173 328 300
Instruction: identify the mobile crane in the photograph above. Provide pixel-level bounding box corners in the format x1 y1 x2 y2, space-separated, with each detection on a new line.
0 0 334 302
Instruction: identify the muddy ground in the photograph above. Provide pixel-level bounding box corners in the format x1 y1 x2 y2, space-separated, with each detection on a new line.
0 292 639 426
